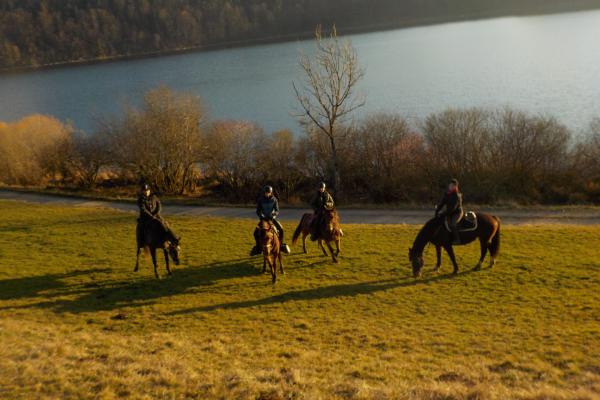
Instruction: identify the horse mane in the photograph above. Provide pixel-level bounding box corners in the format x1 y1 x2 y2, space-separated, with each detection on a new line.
411 217 440 256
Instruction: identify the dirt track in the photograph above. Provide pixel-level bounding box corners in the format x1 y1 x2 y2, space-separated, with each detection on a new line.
1 190 599 225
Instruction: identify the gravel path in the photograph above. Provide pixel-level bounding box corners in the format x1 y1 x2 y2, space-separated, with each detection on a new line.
1 190 599 225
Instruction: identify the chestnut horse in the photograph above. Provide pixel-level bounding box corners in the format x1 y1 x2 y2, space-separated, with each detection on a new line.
408 212 500 278
292 208 343 263
258 220 284 283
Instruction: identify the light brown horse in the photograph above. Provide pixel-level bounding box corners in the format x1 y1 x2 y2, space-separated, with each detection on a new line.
292 208 343 263
258 220 284 283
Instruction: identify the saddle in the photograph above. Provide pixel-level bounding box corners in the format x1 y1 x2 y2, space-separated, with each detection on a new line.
444 211 477 232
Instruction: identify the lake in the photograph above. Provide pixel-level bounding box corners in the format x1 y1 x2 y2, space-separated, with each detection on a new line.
1 10 599 134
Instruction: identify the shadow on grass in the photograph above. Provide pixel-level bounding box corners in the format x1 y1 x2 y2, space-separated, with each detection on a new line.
1 252 486 315
0 268 112 301
0 258 263 314
167 267 485 315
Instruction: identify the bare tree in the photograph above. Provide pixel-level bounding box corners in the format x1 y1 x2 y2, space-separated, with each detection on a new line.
293 25 365 193
201 121 269 201
106 87 205 194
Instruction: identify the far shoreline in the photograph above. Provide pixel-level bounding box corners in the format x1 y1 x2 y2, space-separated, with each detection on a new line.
1 6 599 75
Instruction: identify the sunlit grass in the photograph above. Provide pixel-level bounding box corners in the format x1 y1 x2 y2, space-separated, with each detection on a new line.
0 200 598 399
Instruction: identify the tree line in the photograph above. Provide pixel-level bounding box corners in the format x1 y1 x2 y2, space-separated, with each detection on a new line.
1 87 599 205
2 0 599 69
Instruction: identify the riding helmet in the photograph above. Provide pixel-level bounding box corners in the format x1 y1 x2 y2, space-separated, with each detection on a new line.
319 182 327 189
450 178 459 186
263 185 273 194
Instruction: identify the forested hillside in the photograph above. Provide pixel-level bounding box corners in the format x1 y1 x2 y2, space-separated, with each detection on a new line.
1 0 599 70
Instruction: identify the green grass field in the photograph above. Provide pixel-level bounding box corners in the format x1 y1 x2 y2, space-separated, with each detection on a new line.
0 200 599 400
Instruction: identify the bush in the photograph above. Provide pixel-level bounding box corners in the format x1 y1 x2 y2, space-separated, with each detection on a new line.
103 86 204 194
0 114 73 185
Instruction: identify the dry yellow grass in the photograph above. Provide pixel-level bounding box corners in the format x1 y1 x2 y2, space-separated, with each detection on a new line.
0 200 598 399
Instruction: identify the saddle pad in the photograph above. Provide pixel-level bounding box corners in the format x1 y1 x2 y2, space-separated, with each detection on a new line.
444 211 478 232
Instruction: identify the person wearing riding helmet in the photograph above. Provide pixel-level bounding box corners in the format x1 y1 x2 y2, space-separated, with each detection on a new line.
309 182 335 241
250 185 290 256
435 178 463 245
137 183 175 238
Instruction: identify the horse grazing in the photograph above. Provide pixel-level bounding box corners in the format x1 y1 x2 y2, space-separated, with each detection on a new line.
408 212 500 278
292 208 343 263
258 220 284 283
134 218 181 279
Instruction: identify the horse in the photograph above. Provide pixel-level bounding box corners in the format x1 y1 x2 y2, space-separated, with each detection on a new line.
134 218 181 279
258 220 284 283
292 208 343 263
408 212 500 278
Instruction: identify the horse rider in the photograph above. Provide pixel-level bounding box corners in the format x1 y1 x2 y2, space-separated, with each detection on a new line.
137 183 175 239
435 178 463 245
250 185 290 256
310 182 335 241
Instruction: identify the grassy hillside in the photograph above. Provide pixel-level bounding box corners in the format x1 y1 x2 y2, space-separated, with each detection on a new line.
0 200 598 399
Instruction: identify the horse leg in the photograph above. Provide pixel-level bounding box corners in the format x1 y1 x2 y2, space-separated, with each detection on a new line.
474 238 487 271
302 232 308 254
443 244 459 275
262 254 268 274
151 248 159 279
433 245 442 272
318 239 328 256
326 241 338 263
163 248 172 275
278 251 285 275
269 256 276 284
134 247 141 272
335 238 341 257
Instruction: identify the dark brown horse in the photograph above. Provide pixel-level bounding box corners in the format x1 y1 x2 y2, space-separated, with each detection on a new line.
258 220 284 283
292 208 343 263
408 212 500 278
135 218 181 279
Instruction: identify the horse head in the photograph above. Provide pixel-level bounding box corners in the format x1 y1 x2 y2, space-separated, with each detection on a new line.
258 220 276 253
168 237 181 265
322 208 340 236
408 247 424 278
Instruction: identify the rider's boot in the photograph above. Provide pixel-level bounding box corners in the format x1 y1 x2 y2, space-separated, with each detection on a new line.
250 229 261 256
280 232 291 254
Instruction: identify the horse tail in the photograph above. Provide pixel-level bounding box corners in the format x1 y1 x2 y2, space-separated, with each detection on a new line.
489 216 501 257
292 216 307 245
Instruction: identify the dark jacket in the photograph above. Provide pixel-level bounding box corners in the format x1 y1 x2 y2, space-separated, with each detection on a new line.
311 190 334 212
256 195 279 220
436 190 462 217
138 193 162 221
